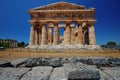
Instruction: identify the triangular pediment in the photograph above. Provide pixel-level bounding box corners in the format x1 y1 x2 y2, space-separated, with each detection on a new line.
30 2 85 10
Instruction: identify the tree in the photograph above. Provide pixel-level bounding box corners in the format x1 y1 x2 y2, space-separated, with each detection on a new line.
0 42 9 48
17 41 25 47
106 41 116 48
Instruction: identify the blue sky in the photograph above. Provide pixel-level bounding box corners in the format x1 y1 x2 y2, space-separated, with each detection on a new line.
0 0 120 45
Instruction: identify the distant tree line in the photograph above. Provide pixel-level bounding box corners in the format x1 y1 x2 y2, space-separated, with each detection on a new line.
101 41 120 49
17 41 29 47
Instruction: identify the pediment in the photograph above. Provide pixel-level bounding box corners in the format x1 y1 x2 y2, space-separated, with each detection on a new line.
30 2 85 10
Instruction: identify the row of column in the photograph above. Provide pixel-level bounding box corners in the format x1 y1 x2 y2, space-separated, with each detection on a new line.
29 23 96 46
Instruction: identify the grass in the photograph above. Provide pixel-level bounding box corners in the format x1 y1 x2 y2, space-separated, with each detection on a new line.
0 49 120 58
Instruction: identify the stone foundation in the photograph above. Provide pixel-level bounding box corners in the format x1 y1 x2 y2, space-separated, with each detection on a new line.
27 45 101 50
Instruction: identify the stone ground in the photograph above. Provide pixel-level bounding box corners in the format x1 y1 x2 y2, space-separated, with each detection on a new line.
0 57 120 80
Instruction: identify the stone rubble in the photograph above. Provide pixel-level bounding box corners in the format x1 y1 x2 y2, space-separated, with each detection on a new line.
0 57 120 80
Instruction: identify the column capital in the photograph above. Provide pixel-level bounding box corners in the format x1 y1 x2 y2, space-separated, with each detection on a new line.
40 22 47 26
87 21 95 26
30 21 39 27
48 23 54 28
53 21 60 25
70 24 75 28
65 21 71 26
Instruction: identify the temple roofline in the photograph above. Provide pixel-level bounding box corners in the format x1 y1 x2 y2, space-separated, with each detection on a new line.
29 1 86 11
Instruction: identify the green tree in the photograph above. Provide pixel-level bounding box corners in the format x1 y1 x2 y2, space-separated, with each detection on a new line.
18 41 25 47
0 42 9 48
106 41 116 48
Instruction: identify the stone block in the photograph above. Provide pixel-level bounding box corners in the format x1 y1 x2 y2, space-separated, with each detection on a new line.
0 68 31 80
63 62 100 80
49 57 61 67
21 66 53 80
49 67 67 80
11 58 28 67
101 67 120 80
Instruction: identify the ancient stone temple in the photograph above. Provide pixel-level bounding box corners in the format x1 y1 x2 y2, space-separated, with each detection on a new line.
28 2 96 46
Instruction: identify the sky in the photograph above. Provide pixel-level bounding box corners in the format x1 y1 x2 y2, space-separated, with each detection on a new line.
0 0 120 45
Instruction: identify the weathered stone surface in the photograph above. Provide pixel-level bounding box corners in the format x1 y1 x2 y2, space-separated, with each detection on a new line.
21 66 53 80
63 62 100 80
99 69 113 80
0 61 12 67
53 26 59 45
27 45 101 50
25 58 40 67
49 57 61 67
29 26 35 45
41 25 47 45
101 67 120 80
24 57 120 67
0 68 31 80
50 67 67 80
11 58 28 67
89 25 96 45
25 57 61 67
40 57 51 66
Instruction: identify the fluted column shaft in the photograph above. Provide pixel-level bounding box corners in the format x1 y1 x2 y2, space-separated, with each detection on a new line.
35 28 39 45
48 28 52 45
78 25 83 45
89 25 96 45
64 25 71 45
71 27 75 45
62 28 66 44
38 30 42 45
53 25 59 45
41 25 47 45
29 26 35 45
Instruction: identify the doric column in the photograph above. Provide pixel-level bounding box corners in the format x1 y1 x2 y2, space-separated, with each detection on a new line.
64 24 71 45
29 26 35 45
71 25 75 45
48 27 53 45
35 28 39 45
78 24 83 45
62 28 66 44
89 25 96 45
38 29 42 45
53 24 59 45
41 24 47 45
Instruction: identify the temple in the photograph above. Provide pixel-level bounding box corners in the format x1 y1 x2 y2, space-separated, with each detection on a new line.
28 2 96 47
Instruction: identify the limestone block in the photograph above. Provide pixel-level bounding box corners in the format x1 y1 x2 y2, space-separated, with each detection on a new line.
0 68 31 80
99 69 113 80
49 57 61 67
11 58 28 67
63 62 100 80
50 67 67 80
21 66 53 80
101 67 120 80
